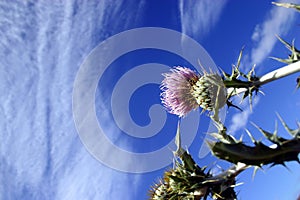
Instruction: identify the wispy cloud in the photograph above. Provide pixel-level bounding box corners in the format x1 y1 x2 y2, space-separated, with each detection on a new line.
248 0 299 68
228 96 260 134
229 1 299 134
179 0 227 40
0 1 146 200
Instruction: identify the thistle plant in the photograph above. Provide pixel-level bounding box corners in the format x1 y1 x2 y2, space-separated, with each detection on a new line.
149 2 300 199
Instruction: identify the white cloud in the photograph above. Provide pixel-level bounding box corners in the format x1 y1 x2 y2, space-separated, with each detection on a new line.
0 1 146 200
251 25 261 42
228 96 260 134
250 0 300 67
179 0 227 40
229 1 299 133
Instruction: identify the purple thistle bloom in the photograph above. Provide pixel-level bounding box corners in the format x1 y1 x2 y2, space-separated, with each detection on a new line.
160 67 200 117
160 66 227 117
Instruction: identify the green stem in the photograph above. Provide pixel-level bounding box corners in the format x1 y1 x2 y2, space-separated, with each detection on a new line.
223 79 251 88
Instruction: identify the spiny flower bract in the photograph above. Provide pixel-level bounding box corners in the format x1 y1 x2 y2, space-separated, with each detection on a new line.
160 66 226 117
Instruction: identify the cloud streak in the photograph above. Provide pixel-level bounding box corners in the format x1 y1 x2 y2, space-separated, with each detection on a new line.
179 0 227 40
228 96 260 134
250 0 299 67
228 0 299 134
0 1 145 200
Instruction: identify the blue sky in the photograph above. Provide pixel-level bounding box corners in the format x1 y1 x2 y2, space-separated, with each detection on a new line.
1 0 300 200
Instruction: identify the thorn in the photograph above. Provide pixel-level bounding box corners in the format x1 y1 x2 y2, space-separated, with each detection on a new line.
250 121 259 129
258 90 265 96
245 129 256 144
227 87 237 99
247 64 256 80
281 162 292 172
226 100 243 111
274 120 278 137
210 133 229 144
249 91 253 111
269 162 277 169
230 47 245 79
276 35 291 50
270 56 290 64
238 134 244 142
206 140 216 150
276 113 298 136
219 67 230 79
252 166 260 180
175 119 185 156
231 182 244 188
212 192 224 199
242 89 249 100
272 2 300 12
237 46 245 69
198 59 208 75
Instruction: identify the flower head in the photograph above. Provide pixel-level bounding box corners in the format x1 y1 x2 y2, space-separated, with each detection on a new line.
160 66 226 117
160 67 200 117
148 161 208 200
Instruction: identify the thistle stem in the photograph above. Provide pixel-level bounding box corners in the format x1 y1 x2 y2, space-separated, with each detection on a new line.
223 79 251 88
227 61 300 95
206 163 248 184
257 61 300 85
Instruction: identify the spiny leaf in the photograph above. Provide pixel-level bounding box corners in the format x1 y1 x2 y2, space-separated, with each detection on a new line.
251 122 286 145
211 139 300 166
271 36 300 64
211 117 300 167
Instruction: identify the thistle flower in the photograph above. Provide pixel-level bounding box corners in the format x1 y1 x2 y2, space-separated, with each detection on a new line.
160 66 226 117
149 161 208 200
148 151 238 200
